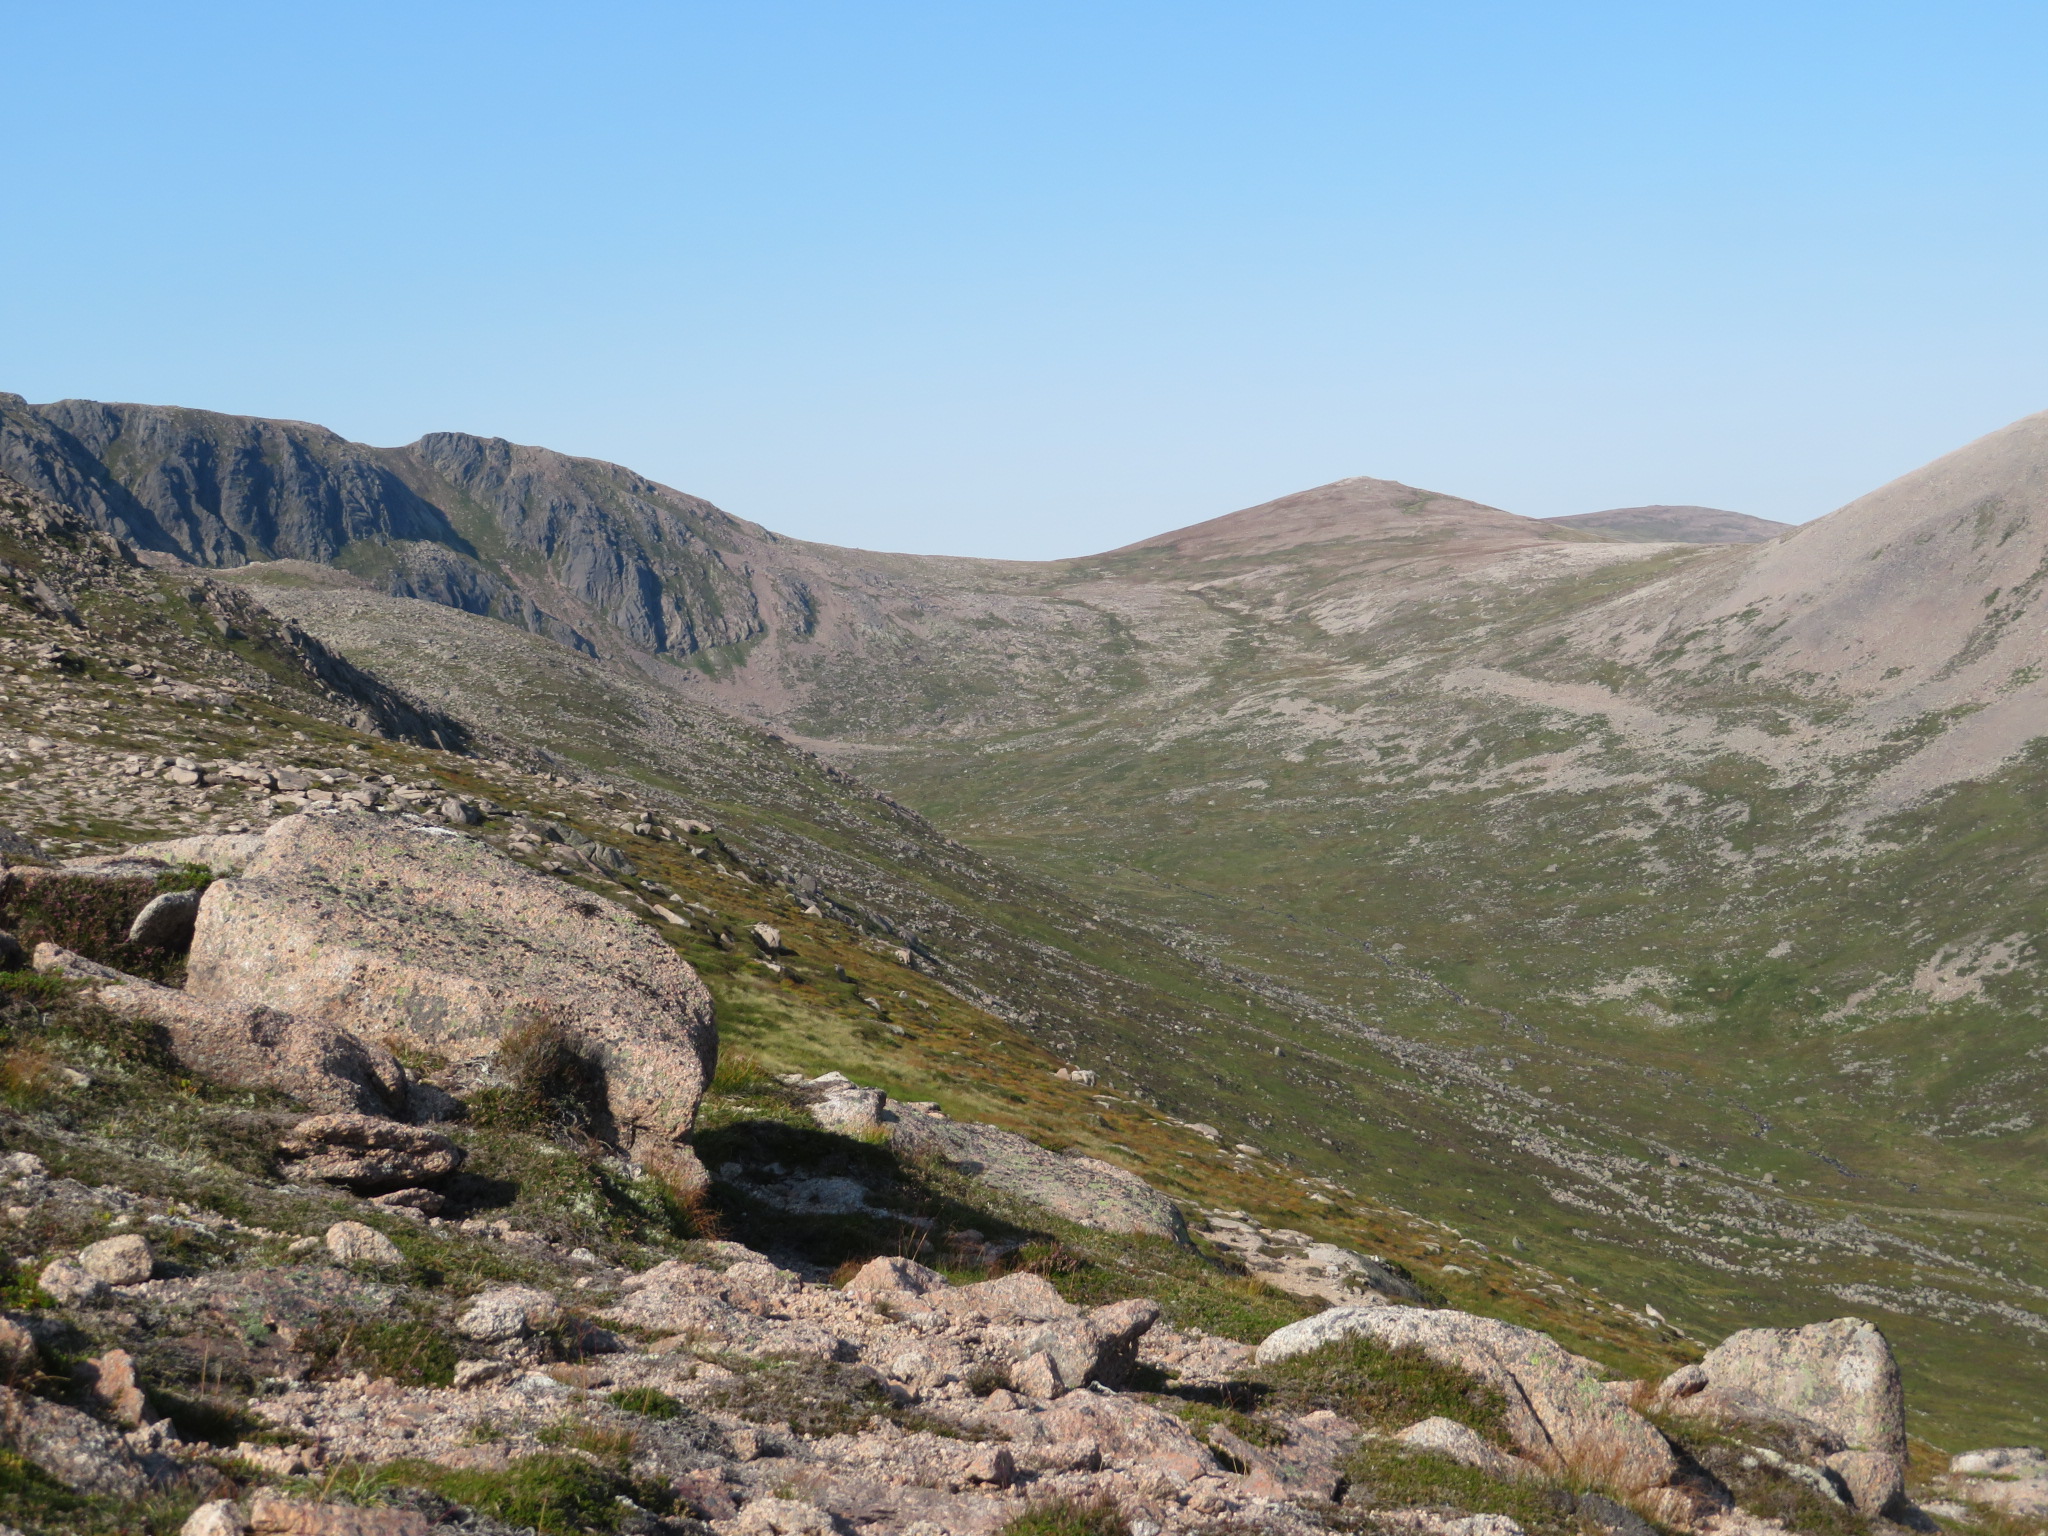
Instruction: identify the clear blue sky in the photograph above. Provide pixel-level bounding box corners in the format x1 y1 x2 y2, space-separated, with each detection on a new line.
7 2 2048 557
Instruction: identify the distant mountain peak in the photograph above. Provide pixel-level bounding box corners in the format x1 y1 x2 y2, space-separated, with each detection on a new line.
1547 505 1792 543
1103 475 1574 560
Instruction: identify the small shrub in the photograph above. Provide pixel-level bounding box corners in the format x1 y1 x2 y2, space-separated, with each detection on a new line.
0 972 76 1004
709 1050 777 1095
608 1385 682 1419
477 1012 609 1140
1341 1441 1580 1535
1001 1497 1130 1536
300 1312 461 1388
0 1046 62 1102
699 1354 898 1437
1255 1335 1510 1443
368 1454 631 1535
538 1418 636 1468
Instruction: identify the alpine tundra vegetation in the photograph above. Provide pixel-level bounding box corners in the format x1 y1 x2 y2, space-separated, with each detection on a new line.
0 396 2045 1534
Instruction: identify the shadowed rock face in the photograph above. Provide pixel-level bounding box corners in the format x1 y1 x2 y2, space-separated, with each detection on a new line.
183 812 717 1149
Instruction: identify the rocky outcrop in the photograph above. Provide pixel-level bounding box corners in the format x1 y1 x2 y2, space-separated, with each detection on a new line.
883 1100 1186 1242
1194 1210 1426 1306
1257 1306 1680 1495
277 1114 465 1192
1661 1317 1906 1514
182 812 717 1150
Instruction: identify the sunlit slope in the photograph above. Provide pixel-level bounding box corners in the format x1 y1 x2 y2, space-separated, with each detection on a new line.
228 562 2048 1449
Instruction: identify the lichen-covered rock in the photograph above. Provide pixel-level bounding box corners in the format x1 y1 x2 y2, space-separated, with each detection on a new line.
245 1492 430 1534
97 984 412 1118
277 1114 463 1192
183 813 716 1150
0 1383 152 1496
1682 1317 1905 1514
1397 1416 1524 1475
1257 1306 1679 1493
122 831 267 874
79 1234 154 1286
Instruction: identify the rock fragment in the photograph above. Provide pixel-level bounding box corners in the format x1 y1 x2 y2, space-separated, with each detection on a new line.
38 1259 109 1305
126 887 202 948
278 1114 464 1192
0 1383 151 1496
182 1500 251 1536
456 1286 562 1343
78 1347 155 1426
79 1233 154 1286
324 1221 404 1268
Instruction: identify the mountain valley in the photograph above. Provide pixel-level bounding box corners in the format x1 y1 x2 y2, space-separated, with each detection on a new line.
5 393 2048 1457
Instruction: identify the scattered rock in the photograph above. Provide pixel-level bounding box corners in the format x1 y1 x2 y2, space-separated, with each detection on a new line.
1943 1448 2048 1517
126 887 203 948
183 813 717 1153
728 1496 836 1535
1011 1297 1161 1396
456 1286 562 1343
0 826 49 867
844 1255 948 1302
38 1259 109 1305
278 1114 465 1192
368 1188 444 1217
324 1221 405 1268
1195 1211 1425 1306
78 1347 156 1426
750 922 784 953
0 1315 38 1377
800 1074 888 1135
79 1233 155 1286
1257 1306 1679 1493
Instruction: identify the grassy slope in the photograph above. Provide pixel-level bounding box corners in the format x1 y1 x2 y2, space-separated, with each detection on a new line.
785 545 2048 1450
